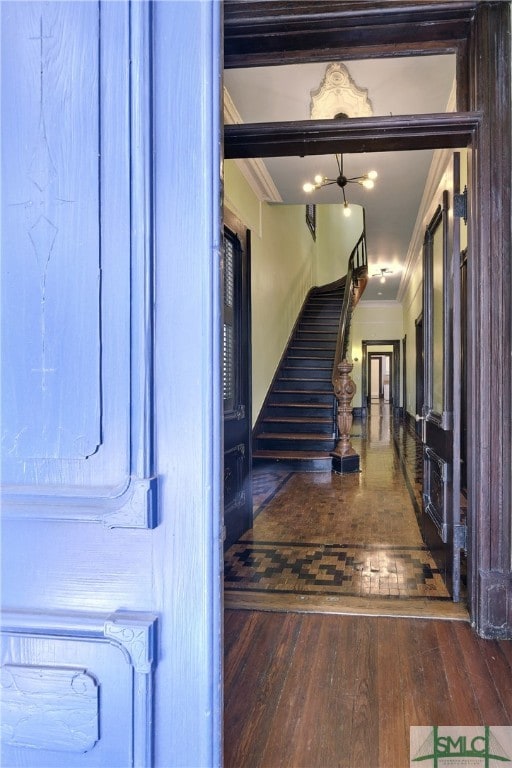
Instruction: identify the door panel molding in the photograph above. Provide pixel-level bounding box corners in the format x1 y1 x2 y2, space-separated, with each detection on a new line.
1 2 157 529
1 609 157 766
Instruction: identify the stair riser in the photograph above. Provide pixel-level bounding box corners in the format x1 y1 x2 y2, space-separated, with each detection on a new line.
280 367 332 378
266 404 334 418
300 313 340 320
255 436 336 451
269 392 334 404
295 333 337 341
297 325 339 334
252 455 333 472
304 300 341 304
285 357 333 369
291 342 337 352
275 379 332 391
259 421 334 435
288 347 336 358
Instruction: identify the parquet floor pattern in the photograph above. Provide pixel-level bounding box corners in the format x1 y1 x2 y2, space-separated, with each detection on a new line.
225 405 465 616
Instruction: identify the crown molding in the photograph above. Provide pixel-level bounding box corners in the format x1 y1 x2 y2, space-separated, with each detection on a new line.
224 88 282 203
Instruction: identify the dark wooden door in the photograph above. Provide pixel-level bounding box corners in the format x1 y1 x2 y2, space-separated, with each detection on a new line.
421 154 465 601
223 215 252 548
415 314 424 436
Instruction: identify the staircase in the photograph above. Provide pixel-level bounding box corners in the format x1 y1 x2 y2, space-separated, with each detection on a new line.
252 283 345 471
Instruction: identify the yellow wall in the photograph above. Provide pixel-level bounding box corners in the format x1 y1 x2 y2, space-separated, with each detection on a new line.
316 205 364 286
224 160 363 425
402 272 423 417
400 149 468 418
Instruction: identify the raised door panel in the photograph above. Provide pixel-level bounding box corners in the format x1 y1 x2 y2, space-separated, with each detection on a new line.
1 2 224 764
1 611 156 767
0 1 155 528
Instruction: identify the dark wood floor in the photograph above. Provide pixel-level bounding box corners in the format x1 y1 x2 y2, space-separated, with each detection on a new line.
224 609 512 768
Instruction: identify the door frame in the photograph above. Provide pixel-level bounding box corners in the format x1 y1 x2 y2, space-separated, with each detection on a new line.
368 352 393 402
415 313 424 433
223 2 512 638
362 340 401 418
223 208 253 547
368 354 383 400
402 335 407 419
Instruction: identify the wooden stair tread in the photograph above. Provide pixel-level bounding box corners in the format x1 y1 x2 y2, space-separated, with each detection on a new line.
262 416 332 424
268 403 332 409
253 449 332 459
279 376 331 380
272 389 334 395
257 432 334 440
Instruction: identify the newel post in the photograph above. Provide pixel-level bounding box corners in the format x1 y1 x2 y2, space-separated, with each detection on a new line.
331 359 360 473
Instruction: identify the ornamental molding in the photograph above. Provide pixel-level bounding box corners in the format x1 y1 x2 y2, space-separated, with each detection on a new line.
310 63 373 120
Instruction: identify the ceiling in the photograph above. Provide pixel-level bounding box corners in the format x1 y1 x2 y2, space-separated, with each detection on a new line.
224 55 456 301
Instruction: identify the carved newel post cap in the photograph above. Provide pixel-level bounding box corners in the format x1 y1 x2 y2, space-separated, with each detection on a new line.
337 358 354 375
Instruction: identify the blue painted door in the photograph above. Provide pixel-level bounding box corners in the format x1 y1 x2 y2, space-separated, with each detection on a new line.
1 2 223 766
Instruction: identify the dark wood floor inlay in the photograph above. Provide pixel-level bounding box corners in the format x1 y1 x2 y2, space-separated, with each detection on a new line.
225 541 450 599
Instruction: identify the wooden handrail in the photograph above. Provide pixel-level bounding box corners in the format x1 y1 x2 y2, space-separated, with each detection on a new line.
331 222 368 388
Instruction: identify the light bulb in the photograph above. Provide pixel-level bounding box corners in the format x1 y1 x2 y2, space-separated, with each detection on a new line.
314 174 324 184
368 170 378 180
303 182 315 193
362 178 375 189
343 204 351 217
380 276 386 284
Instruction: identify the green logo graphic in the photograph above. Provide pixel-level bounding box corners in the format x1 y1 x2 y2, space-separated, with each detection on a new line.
411 726 511 767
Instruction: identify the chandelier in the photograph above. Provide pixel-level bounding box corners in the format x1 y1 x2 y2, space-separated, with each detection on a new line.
371 267 394 284
302 153 377 217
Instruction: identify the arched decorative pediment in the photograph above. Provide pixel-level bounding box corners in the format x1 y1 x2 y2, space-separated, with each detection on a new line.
310 63 373 119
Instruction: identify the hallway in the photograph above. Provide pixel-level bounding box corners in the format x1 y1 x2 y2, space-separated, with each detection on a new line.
225 404 466 619
224 409 511 768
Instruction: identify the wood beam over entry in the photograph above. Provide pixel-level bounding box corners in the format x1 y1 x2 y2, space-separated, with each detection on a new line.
224 113 480 159
224 0 512 638
224 1 475 68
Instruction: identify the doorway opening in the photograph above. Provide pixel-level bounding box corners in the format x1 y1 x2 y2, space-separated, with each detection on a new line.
361 340 401 420
222 0 512 640
368 352 391 403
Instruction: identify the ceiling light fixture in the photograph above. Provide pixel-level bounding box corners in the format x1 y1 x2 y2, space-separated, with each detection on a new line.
371 267 394 284
303 152 377 217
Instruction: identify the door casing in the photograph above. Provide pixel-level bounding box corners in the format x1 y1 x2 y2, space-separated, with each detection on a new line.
224 1 512 638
